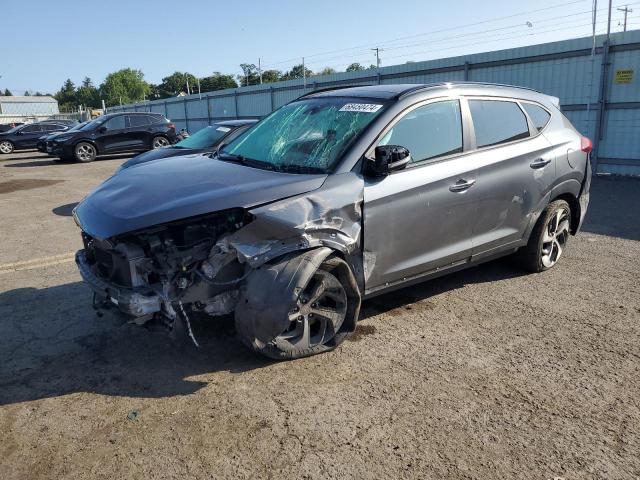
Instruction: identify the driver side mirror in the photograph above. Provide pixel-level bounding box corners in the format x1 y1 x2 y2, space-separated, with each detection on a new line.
98 126 107 133
365 145 411 177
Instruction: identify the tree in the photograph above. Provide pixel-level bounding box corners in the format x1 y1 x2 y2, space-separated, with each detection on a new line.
24 90 32 96
3 88 11 96
318 67 337 75
157 71 198 98
261 69 282 84
199 72 237 92
76 77 100 107
54 79 77 111
346 63 365 72
99 68 150 106
281 64 313 80
238 63 260 87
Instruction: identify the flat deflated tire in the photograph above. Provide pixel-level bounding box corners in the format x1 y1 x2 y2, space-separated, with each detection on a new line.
515 200 571 273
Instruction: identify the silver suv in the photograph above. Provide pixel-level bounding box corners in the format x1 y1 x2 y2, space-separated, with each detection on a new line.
74 82 592 359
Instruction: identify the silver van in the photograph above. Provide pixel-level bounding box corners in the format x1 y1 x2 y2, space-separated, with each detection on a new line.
74 82 592 359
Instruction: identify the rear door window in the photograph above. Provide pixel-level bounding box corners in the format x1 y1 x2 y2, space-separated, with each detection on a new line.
104 115 126 131
22 124 42 133
468 100 530 148
128 115 150 128
522 103 551 132
377 100 463 163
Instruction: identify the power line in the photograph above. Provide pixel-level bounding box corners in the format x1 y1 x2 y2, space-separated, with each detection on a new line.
261 0 592 67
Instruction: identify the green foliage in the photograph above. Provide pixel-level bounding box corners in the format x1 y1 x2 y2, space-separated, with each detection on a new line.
199 72 237 92
261 70 282 84
238 63 261 87
54 79 77 110
76 77 100 107
281 64 313 80
318 67 337 75
157 71 198 98
99 68 150 106
2 88 11 96
345 63 365 72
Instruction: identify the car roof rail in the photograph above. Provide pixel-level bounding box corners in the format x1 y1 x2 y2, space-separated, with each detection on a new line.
398 81 543 99
297 84 372 99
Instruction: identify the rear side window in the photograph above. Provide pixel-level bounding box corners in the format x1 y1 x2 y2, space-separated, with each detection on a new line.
148 115 166 124
43 124 65 132
469 100 530 148
127 115 150 128
378 100 463 163
522 103 551 132
22 124 42 133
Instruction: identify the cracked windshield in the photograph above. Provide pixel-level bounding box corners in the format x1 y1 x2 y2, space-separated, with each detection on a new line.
221 97 386 173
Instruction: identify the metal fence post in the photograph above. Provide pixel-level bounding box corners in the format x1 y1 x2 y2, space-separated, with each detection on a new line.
593 39 611 171
270 86 275 112
234 90 239 119
464 61 470 81
183 98 189 132
164 101 168 118
206 95 212 125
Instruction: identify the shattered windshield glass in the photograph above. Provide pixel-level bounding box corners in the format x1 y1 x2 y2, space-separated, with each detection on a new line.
221 97 386 173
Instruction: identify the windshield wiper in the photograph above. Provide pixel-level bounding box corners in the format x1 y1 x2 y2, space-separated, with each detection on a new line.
217 152 275 171
276 164 326 174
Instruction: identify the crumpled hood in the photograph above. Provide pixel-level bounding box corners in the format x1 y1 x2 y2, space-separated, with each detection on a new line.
75 154 327 239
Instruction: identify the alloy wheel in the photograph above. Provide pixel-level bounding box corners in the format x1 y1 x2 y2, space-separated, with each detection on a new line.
76 143 96 162
0 141 13 154
541 208 570 268
275 269 348 350
152 137 170 149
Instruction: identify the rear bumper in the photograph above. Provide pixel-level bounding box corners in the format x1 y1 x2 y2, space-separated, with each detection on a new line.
75 249 161 317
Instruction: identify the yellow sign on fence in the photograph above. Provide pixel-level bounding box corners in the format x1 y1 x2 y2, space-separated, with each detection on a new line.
615 69 634 84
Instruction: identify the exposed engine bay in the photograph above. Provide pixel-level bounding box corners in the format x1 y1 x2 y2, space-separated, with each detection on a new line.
78 208 254 344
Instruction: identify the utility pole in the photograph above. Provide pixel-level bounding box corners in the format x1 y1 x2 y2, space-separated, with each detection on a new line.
197 78 201 99
371 47 383 68
258 58 263 85
186 77 191 96
617 5 633 31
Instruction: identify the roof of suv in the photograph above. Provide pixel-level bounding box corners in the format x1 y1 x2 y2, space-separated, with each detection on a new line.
303 82 556 104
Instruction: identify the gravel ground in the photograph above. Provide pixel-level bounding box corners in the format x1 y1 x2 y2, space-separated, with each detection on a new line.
0 151 639 480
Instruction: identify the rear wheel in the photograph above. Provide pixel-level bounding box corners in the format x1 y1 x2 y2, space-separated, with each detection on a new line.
152 136 170 149
74 142 97 162
515 200 571 272
0 140 14 154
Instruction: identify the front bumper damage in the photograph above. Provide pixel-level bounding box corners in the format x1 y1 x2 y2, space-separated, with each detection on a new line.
76 250 161 317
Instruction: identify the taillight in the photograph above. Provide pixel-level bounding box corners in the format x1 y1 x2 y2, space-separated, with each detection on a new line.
167 123 175 130
581 136 593 153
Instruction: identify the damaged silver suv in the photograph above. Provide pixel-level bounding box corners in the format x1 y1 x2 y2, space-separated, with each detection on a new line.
74 83 591 359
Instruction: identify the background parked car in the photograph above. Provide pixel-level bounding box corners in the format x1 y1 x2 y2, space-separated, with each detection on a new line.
0 122 24 133
0 122 72 154
118 119 258 171
49 112 176 162
37 121 89 153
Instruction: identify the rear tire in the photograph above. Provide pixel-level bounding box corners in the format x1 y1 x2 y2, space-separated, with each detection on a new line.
0 140 14 154
152 136 170 149
74 142 97 162
515 200 571 273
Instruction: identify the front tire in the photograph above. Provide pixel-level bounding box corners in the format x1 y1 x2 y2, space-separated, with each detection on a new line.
74 142 97 162
515 200 571 272
0 140 14 154
152 136 170 149
236 256 358 360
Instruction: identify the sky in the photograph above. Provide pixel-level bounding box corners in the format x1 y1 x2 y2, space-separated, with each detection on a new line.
1 0 637 95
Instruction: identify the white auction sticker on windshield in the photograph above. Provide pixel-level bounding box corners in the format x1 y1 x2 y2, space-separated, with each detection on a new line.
216 126 231 132
339 103 383 113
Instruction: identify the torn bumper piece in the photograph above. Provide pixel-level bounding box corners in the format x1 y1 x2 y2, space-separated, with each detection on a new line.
75 250 161 317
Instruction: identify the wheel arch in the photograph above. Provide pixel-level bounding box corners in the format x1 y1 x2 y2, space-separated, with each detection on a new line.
73 138 100 155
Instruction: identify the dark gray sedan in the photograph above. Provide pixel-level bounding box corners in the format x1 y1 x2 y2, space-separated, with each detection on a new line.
117 119 258 171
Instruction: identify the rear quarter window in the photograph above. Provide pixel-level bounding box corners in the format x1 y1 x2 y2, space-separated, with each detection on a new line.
522 103 552 132
468 99 530 148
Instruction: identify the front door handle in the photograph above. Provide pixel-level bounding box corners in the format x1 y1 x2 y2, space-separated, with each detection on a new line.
530 158 552 169
449 179 476 192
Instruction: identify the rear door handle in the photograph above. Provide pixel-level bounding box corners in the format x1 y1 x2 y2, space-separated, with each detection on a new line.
530 158 552 169
449 179 476 192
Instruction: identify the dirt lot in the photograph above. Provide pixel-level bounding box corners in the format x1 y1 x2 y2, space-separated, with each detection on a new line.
0 150 639 480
